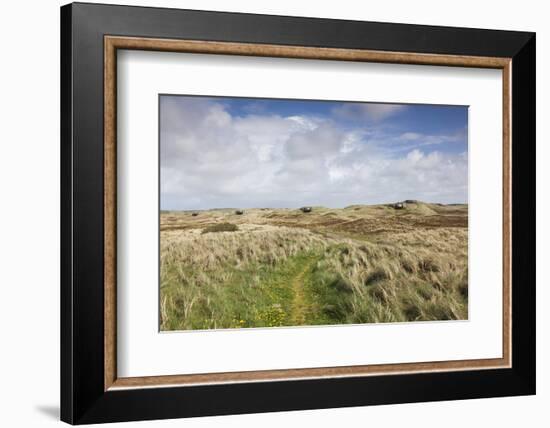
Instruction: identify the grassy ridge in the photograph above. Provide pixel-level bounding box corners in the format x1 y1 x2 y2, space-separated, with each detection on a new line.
160 203 468 330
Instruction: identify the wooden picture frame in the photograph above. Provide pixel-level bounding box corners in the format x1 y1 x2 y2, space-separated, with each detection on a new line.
61 2 535 424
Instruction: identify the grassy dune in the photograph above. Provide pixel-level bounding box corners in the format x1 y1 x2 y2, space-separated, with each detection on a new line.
160 202 468 331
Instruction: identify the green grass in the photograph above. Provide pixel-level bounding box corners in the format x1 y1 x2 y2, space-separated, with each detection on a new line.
161 250 327 330
161 242 467 330
160 203 468 330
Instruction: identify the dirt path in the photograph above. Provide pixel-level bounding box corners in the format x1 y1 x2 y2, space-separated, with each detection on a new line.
289 256 318 325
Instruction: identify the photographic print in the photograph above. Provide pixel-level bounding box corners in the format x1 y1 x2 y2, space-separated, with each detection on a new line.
160 95 468 331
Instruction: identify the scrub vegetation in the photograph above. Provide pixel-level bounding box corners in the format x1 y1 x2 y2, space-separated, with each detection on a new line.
160 201 468 331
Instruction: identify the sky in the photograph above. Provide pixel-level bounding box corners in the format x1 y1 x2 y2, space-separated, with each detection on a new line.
160 95 468 210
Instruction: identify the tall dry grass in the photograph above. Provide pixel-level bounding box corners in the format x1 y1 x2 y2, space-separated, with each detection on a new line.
160 219 468 330
160 225 334 330
307 228 468 324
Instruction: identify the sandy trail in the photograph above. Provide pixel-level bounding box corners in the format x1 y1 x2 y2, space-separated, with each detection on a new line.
289 255 318 325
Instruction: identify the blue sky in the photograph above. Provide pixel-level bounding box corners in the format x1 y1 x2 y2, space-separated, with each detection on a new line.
221 97 466 140
160 95 468 210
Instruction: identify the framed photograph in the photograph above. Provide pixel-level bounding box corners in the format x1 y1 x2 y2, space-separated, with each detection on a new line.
60 2 535 424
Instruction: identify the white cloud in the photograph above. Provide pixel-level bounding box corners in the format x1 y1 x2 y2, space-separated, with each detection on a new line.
398 130 465 147
400 132 422 141
160 98 467 209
